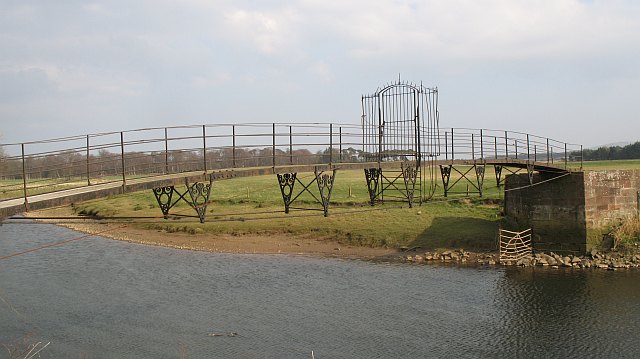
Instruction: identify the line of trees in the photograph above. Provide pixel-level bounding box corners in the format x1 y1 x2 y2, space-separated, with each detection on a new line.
581 141 640 161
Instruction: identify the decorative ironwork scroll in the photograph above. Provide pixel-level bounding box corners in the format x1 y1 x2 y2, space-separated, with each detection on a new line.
364 168 381 206
402 162 418 207
186 177 213 223
152 186 175 218
277 173 297 213
440 165 452 197
315 169 336 217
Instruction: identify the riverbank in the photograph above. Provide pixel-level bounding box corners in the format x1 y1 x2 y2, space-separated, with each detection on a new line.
50 220 400 260
402 249 640 270
36 218 640 271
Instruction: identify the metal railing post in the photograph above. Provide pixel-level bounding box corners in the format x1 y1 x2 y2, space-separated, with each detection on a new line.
451 128 455 161
504 131 508 159
120 131 126 188
289 125 293 165
232 125 236 168
202 125 207 173
339 126 343 162
86 135 91 185
526 134 530 162
329 124 333 165
546 138 550 164
471 133 475 160
21 143 28 210
480 129 484 160
580 145 583 170
494 136 498 159
164 128 169 174
564 143 568 169
444 131 448 161
515 139 518 159
272 123 276 168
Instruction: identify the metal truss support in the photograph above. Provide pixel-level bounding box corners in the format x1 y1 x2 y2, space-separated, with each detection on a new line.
364 168 382 206
277 173 297 214
440 164 485 197
402 162 418 208
276 168 337 217
494 165 503 189
152 176 213 223
440 165 452 197
315 168 336 217
186 177 213 223
475 164 486 197
153 186 178 219
526 162 535 185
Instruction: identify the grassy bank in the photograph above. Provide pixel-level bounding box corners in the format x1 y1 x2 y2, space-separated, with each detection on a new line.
60 168 504 251
40 160 640 252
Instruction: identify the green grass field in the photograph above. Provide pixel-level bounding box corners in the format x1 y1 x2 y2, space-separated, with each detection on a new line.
68 167 504 251
29 160 640 251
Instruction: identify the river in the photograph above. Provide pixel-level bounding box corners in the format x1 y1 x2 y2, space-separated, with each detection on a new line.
1 222 639 358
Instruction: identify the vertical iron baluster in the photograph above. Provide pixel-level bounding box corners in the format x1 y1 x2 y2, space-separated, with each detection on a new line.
120 131 126 188
86 135 91 185
202 125 207 173
21 143 28 210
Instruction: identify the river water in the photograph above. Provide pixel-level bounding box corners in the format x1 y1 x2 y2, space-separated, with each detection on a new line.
1 223 640 358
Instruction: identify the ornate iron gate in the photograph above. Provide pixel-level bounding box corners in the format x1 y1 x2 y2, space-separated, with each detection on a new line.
362 80 440 205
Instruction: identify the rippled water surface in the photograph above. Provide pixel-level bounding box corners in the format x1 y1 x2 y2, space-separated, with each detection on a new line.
1 223 640 358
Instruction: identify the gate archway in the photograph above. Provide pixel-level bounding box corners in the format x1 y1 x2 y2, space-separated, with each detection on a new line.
361 79 440 205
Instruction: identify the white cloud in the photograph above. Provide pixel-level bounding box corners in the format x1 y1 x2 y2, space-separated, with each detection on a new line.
222 8 300 54
310 61 334 82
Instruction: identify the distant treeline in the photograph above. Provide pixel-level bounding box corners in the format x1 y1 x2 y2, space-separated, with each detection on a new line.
581 141 640 161
0 146 378 181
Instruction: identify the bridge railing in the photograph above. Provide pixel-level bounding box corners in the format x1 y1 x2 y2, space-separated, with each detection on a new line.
439 128 583 169
0 123 364 202
0 123 582 203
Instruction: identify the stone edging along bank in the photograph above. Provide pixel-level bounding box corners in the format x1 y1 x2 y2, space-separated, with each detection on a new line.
402 250 640 270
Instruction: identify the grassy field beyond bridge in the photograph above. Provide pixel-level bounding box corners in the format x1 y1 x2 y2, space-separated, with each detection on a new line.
37 160 640 251
49 168 502 251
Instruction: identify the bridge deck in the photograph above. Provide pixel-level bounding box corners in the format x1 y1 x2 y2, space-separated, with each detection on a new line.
0 159 578 220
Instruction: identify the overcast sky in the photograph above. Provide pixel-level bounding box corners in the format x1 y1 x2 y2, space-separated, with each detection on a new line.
1 0 639 148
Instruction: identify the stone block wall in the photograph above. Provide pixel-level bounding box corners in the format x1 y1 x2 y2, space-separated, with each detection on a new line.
504 169 640 254
504 172 587 253
584 170 640 227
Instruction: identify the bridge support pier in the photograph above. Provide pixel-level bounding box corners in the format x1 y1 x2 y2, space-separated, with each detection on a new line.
527 162 535 185
276 168 336 217
152 176 213 223
276 173 296 214
186 178 213 223
402 161 418 208
364 162 419 207
364 168 382 206
439 164 485 197
495 165 503 189
439 165 452 197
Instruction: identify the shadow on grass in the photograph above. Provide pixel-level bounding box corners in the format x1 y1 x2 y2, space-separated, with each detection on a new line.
409 216 500 251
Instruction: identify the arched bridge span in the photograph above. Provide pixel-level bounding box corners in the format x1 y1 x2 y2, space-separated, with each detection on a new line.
0 124 582 221
0 80 583 221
